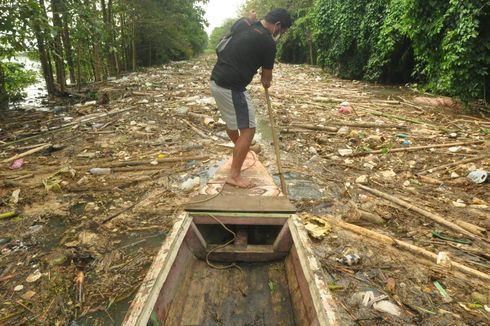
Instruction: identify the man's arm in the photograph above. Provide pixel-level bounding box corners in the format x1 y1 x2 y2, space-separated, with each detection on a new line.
261 68 273 89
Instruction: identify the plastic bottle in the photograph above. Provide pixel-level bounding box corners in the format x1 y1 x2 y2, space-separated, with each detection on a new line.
89 167 112 175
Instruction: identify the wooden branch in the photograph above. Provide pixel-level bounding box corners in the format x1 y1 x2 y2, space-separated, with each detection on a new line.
346 140 485 157
418 155 489 175
181 119 216 140
323 216 490 283
357 184 478 239
0 107 133 147
329 121 407 129
370 111 433 125
95 155 209 168
454 220 487 237
289 123 338 132
2 143 52 163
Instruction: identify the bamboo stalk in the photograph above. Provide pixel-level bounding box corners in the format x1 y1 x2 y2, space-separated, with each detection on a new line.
265 88 288 196
418 155 489 175
0 211 18 220
323 216 490 283
357 185 477 239
2 143 52 163
96 155 209 168
290 123 338 132
329 121 406 129
346 140 485 157
454 220 487 236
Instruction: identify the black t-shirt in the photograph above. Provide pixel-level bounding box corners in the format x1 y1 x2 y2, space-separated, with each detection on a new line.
211 20 276 91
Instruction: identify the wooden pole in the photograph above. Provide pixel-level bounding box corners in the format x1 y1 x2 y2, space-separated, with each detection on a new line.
346 140 485 157
265 88 288 196
358 185 478 239
323 216 490 284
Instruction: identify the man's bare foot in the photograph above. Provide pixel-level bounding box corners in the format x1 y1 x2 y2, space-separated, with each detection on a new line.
226 176 254 188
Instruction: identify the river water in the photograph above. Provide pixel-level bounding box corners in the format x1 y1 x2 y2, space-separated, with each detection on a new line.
8 54 48 111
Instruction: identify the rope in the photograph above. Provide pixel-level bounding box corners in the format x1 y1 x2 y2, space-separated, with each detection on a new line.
205 214 243 274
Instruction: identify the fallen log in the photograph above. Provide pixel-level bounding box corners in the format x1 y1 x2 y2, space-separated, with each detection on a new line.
357 184 478 239
323 216 490 284
345 140 485 157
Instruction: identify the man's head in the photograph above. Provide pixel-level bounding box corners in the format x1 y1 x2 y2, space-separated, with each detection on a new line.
264 8 292 41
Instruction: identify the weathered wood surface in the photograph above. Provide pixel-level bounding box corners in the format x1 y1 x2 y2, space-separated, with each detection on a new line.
164 260 296 325
122 213 191 326
200 152 283 197
185 194 297 213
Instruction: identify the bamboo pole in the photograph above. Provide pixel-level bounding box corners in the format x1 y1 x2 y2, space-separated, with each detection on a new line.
323 216 490 283
2 143 52 163
346 140 485 157
289 123 338 132
265 88 288 196
357 184 477 239
418 155 489 175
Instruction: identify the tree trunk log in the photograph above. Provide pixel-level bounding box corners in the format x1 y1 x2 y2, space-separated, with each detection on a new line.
51 0 66 92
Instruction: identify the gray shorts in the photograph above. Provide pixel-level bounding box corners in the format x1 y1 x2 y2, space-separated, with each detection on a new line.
211 80 256 130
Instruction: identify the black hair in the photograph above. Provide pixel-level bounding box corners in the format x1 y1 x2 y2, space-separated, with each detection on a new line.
264 8 293 29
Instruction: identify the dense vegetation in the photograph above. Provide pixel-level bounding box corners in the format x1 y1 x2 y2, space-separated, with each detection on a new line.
211 0 489 102
0 0 208 108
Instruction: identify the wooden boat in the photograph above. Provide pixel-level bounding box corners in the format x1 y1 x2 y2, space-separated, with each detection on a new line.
123 153 340 325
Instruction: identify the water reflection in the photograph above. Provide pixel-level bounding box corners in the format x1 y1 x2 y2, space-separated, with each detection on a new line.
7 54 48 111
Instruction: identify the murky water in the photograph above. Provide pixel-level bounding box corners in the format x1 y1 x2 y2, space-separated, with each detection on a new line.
7 54 48 111
255 115 324 201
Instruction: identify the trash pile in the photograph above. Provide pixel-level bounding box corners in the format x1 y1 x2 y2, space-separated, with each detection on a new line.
255 63 489 324
0 55 489 324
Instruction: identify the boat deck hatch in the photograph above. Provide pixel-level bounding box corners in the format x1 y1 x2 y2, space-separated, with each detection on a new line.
186 212 292 262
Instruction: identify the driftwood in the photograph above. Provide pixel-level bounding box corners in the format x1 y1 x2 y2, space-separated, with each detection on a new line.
418 155 489 175
96 155 209 168
323 216 490 284
454 220 487 236
289 123 338 132
346 140 485 157
329 121 407 129
181 119 216 140
357 184 478 239
132 91 154 96
370 111 435 126
2 143 52 163
359 210 385 224
0 107 133 147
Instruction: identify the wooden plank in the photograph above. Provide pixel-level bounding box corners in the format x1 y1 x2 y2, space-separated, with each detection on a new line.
193 214 288 226
184 194 296 213
207 245 288 262
234 226 248 249
122 213 192 326
273 222 293 252
288 216 339 326
154 243 194 321
183 222 207 257
189 211 291 219
164 261 295 325
285 252 311 326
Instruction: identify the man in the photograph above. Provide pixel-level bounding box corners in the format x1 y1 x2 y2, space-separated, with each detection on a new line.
211 8 292 188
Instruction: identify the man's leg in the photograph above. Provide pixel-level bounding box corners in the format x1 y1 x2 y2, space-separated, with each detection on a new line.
226 128 239 144
226 127 255 188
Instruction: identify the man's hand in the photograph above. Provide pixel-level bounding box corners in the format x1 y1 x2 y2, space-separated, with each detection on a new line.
261 68 273 89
